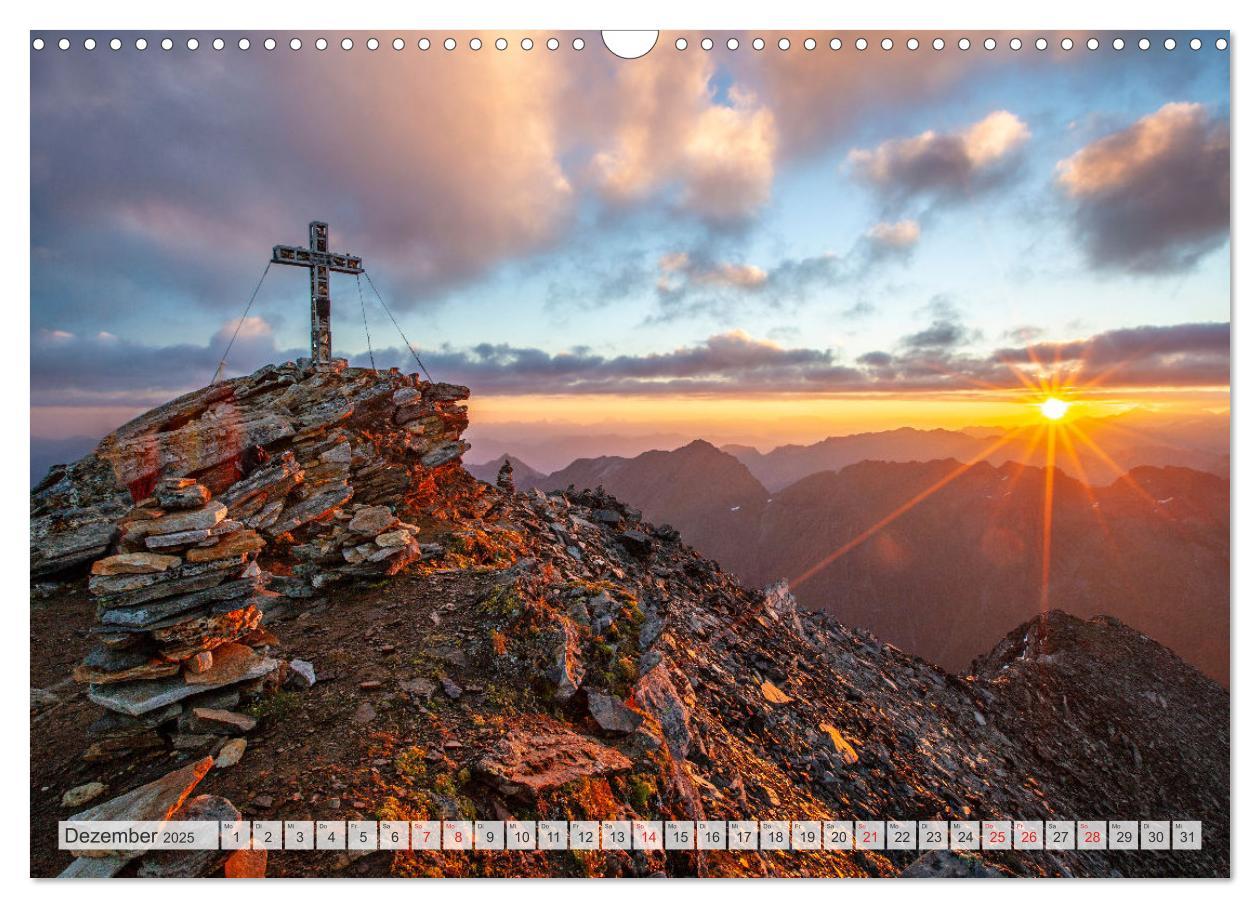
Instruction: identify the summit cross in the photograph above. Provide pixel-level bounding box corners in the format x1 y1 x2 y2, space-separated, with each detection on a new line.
271 221 364 365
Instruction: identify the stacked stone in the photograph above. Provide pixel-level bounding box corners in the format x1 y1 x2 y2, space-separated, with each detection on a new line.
289 503 443 590
77 477 281 761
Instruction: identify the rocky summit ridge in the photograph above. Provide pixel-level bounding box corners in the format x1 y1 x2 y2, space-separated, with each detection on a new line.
30 360 1228 878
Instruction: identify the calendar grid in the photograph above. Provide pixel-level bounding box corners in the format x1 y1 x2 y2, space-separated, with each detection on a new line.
59 818 1202 852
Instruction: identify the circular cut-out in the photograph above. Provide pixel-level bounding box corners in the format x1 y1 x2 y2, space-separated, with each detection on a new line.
573 37 585 50
1190 37 1202 50
32 37 44 50
1216 37 1227 50
907 37 918 50
855 37 867 50
1010 37 1022 50
701 37 714 50
239 37 250 50
470 37 483 50
137 37 149 50
521 38 533 50
727 38 739 50
984 37 996 50
1087 37 1099 50
880 37 891 50
778 37 790 50
263 38 276 50
1035 37 1047 50
1061 37 1073 50
213 38 225 50
1113 37 1125 50
932 37 944 50
395 38 407 51
829 37 840 50
1138 37 1150 50
1165 38 1176 50
444 38 456 50
495 38 507 50
162 37 174 50
113 38 124 50
366 37 379 50
547 38 559 50
958 37 970 50
754 37 766 50
289 38 301 50
805 37 816 50
675 37 687 50
84 38 96 50
58 38 70 50
602 30 658 59
418 38 431 50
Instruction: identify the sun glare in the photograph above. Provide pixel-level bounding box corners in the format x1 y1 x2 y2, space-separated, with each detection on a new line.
1040 397 1070 421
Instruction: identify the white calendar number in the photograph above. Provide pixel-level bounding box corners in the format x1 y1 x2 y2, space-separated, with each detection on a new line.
917 821 947 851
1014 820 1043 851
316 820 346 850
1077 821 1106 851
601 821 631 851
475 820 505 851
1172 820 1202 850
856 820 884 850
1046 820 1075 850
221 820 249 850
824 820 854 850
728 821 758 850
698 820 728 851
348 821 377 851
981 820 1011 850
886 820 916 851
253 821 283 850
950 820 979 851
379 821 408 850
410 821 441 851
665 820 695 850
791 820 821 851
569 821 599 850
1108 820 1138 851
633 820 663 851
537 820 568 850
1140 820 1170 850
284 820 314 850
506 820 537 850
442 820 472 851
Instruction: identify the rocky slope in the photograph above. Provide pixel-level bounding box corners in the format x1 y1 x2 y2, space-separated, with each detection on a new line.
30 362 1229 878
526 442 1228 685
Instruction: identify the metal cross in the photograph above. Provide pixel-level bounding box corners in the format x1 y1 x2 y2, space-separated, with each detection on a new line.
271 221 364 365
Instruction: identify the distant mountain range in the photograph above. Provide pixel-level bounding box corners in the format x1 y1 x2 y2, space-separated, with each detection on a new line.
472 432 1229 685
723 411 1229 491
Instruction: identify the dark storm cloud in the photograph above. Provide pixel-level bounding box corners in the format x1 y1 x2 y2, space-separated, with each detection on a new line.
1056 102 1230 273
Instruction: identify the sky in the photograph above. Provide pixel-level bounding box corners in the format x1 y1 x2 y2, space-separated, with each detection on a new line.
30 30 1230 450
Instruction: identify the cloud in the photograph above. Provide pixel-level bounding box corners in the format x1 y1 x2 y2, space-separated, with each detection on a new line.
32 320 1228 429
848 110 1030 203
589 55 777 226
992 322 1229 387
1055 102 1229 272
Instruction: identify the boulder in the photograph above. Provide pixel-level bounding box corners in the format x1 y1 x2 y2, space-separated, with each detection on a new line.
476 725 633 797
91 553 181 576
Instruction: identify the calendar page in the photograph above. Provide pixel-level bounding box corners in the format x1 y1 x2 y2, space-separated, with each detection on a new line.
27 21 1230 882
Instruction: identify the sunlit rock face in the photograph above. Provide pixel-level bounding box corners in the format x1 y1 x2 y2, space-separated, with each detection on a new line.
31 359 476 582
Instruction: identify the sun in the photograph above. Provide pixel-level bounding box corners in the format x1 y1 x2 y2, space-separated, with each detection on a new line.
1040 396 1070 421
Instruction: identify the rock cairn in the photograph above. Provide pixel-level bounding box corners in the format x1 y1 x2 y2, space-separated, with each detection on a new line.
78 478 280 761
43 360 479 758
